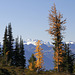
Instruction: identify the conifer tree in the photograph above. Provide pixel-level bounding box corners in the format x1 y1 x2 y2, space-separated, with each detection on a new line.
34 40 44 72
62 44 68 72
12 36 25 68
19 36 26 68
63 44 75 73
7 23 14 64
3 26 9 65
28 54 36 71
13 37 20 66
47 4 66 72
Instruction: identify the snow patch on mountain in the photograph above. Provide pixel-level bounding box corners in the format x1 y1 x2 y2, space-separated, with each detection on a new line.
65 41 75 44
23 39 52 46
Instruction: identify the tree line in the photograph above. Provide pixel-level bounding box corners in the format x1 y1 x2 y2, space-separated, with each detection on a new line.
0 23 44 73
0 23 26 68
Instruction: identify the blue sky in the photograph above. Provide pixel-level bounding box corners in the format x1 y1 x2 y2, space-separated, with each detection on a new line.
0 0 75 43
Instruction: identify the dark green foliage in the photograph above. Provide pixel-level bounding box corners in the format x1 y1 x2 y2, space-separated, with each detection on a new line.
0 68 11 75
12 37 20 66
73 62 75 73
28 54 36 70
28 54 36 63
2 24 14 66
3 26 9 54
12 36 26 68
2 23 26 68
19 36 26 68
0 66 25 75
0 42 2 57
0 42 2 56
63 44 75 73
2 26 9 65
7 23 14 64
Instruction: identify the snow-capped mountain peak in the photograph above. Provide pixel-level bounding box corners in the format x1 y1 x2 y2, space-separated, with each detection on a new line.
23 39 51 46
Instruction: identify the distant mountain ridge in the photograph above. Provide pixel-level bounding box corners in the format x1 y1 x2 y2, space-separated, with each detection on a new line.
24 39 75 45
24 39 52 46
23 39 75 70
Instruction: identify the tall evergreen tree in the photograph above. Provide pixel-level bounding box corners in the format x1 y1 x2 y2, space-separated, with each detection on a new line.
47 4 66 72
13 37 20 66
12 36 25 68
7 23 14 64
63 44 75 73
19 36 26 68
3 26 9 65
